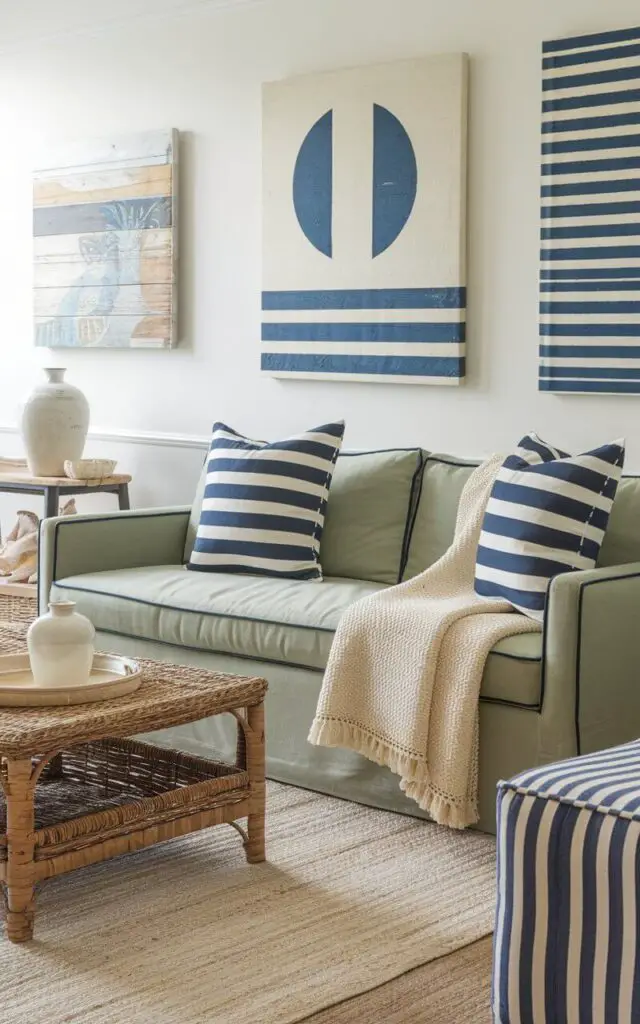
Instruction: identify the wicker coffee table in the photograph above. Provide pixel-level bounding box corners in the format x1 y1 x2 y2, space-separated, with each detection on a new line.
0 624 267 943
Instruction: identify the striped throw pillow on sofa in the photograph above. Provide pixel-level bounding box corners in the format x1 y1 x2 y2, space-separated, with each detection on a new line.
187 421 345 580
474 433 625 621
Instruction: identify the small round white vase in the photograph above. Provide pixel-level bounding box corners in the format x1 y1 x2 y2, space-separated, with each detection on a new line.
27 601 95 688
21 368 90 477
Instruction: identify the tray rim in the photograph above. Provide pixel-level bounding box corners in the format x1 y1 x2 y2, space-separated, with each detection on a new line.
0 653 141 701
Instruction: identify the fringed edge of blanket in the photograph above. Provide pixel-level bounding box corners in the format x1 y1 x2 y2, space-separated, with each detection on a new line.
308 717 478 830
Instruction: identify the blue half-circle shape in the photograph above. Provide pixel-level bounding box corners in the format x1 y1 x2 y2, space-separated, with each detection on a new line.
372 103 417 258
292 109 333 258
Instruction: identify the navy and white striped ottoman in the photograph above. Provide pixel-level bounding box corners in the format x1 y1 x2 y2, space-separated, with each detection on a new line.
492 740 640 1023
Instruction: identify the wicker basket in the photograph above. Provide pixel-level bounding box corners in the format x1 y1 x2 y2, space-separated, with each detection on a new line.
0 738 249 862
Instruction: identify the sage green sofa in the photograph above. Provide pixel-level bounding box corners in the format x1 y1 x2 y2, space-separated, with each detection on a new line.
38 449 640 833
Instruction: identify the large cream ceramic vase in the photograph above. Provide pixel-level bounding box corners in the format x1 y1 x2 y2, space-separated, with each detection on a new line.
27 601 95 688
21 368 90 476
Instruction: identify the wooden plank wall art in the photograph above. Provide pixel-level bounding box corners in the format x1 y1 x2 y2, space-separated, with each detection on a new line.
33 129 178 349
540 26 640 393
261 56 468 385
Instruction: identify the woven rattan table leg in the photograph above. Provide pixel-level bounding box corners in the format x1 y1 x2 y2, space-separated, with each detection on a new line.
245 701 266 864
3 759 36 942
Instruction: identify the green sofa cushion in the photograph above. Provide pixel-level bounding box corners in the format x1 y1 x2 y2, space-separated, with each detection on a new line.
52 564 542 707
598 476 640 567
186 448 422 584
403 454 478 580
319 448 423 584
52 566 385 672
184 458 208 564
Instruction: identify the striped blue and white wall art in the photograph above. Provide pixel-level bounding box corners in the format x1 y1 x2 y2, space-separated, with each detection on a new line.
540 25 640 394
262 56 468 385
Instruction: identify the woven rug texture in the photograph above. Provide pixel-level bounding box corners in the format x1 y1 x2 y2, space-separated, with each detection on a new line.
0 594 495 1022
0 781 494 1023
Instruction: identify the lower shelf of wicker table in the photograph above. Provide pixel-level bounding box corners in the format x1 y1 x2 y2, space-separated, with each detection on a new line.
0 738 250 881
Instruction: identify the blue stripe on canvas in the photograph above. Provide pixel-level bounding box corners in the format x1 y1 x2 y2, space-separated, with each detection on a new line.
540 378 640 392
540 299 640 312
542 157 640 176
261 353 464 377
541 245 640 260
261 322 464 343
542 87 640 113
540 344 640 357
262 287 466 310
542 132 640 154
541 224 640 240
541 267 640 278
541 323 640 337
543 65 640 92
542 201 640 218
542 26 640 53
540 280 640 291
541 178 640 197
543 41 640 70
542 111 640 134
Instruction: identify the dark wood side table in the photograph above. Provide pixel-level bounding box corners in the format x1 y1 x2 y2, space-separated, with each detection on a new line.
0 462 131 519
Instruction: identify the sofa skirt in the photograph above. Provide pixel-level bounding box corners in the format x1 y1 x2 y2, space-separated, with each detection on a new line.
95 629 546 836
493 741 640 1023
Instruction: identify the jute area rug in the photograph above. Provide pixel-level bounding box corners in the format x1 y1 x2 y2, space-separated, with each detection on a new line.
0 781 495 1024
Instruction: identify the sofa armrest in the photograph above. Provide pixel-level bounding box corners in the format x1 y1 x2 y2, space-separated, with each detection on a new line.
39 507 191 611
540 561 640 762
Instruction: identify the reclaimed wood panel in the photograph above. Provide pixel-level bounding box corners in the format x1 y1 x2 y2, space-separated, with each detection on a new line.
33 164 172 208
33 130 178 349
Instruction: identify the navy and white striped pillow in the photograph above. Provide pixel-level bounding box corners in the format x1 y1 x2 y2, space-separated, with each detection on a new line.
474 433 625 620
188 421 345 580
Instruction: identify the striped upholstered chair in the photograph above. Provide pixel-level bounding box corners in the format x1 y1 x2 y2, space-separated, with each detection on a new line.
492 741 640 1022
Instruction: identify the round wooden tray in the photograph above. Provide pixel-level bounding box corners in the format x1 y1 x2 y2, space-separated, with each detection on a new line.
0 653 141 707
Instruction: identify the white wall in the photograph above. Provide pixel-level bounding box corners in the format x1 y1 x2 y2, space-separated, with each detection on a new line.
0 0 639 528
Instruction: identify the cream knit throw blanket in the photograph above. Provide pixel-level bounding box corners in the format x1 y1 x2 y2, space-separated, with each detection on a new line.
308 455 541 829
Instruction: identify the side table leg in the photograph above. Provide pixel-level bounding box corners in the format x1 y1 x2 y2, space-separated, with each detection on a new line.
3 759 36 942
44 487 59 520
245 701 266 864
117 484 130 511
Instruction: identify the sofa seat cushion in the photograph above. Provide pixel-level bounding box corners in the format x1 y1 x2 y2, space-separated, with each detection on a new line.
483 632 542 707
51 566 386 672
53 565 543 707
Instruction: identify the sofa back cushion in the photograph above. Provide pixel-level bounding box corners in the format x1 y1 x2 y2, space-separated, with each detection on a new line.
319 448 424 584
184 458 209 564
403 454 478 580
597 476 640 567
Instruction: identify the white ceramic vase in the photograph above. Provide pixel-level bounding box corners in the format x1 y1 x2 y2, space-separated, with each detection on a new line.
21 368 90 476
27 601 95 688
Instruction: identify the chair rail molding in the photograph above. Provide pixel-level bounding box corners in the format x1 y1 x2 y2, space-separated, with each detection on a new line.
0 424 210 451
